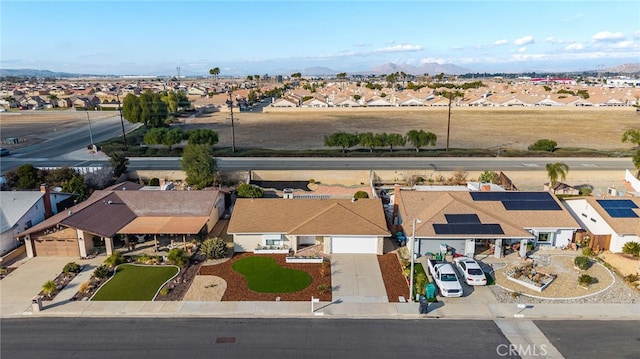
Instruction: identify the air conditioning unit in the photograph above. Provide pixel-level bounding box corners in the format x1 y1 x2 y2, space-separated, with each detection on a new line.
607 187 618 196
283 188 294 199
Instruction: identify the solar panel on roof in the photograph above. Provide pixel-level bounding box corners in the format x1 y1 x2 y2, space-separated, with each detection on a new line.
604 208 638 218
445 214 481 224
470 192 554 201
597 199 638 209
433 223 504 235
502 201 562 211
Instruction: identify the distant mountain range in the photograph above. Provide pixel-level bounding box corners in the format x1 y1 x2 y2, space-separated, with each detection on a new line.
2 62 638 79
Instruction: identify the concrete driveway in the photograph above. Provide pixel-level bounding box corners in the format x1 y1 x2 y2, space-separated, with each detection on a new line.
0 257 80 317
330 254 388 303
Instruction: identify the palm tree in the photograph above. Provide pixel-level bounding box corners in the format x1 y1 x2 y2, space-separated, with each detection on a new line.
48 94 58 108
209 67 220 83
546 162 570 187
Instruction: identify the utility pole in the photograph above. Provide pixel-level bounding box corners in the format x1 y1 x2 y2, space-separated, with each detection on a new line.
86 111 94 146
227 89 236 153
116 93 127 150
446 91 452 152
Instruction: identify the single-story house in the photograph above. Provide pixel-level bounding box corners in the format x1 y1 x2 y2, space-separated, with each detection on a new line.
18 182 225 258
544 182 580 195
563 196 640 253
228 198 390 255
1 185 74 256
395 190 580 257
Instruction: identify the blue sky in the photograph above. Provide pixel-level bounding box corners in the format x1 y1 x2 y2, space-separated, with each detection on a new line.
2 1 639 76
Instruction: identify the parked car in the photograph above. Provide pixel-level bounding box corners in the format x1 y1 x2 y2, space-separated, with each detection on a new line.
427 258 463 297
0 148 10 156
454 257 487 286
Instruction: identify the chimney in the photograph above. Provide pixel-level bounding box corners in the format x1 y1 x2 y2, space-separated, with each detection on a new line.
40 183 54 218
481 184 491 192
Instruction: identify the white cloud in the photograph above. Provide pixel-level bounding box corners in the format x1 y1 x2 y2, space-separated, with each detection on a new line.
517 47 527 52
634 31 640 39
419 57 445 65
545 37 555 43
493 39 508 46
591 31 624 41
514 35 534 46
373 44 422 53
565 43 584 50
610 40 635 49
451 45 463 50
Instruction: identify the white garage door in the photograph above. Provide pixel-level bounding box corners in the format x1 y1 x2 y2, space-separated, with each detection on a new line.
331 236 378 254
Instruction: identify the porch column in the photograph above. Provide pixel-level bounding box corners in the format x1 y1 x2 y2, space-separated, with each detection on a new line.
519 239 528 258
183 234 187 251
154 234 158 252
105 237 114 256
77 229 87 258
25 235 35 258
494 239 502 259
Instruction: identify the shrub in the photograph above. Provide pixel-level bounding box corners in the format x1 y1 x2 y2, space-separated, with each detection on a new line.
136 254 160 265
159 287 170 296
63 262 81 273
149 177 160 186
42 280 57 298
415 272 428 297
104 251 126 267
353 190 369 199
579 187 592 196
167 248 190 267
236 183 264 198
574 255 591 270
528 139 557 152
78 280 91 293
581 247 592 257
625 273 639 283
578 274 595 286
200 237 227 260
622 241 640 257
317 284 330 294
93 265 110 279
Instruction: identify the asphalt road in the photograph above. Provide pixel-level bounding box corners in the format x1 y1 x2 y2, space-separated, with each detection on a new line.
0 156 633 174
2 318 638 359
1 318 510 359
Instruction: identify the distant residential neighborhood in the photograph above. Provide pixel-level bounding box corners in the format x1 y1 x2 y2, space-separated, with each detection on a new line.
1 74 639 112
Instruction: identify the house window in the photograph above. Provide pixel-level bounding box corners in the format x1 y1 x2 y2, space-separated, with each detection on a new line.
262 234 283 247
590 218 596 223
24 220 33 230
537 232 553 244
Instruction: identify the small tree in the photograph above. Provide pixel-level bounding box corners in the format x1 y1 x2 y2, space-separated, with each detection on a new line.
167 248 190 267
406 130 437 152
528 139 557 152
188 129 219 146
109 152 129 178
200 237 227 260
236 183 264 198
578 274 595 287
323 132 359 153
42 280 57 298
622 241 640 257
353 191 369 199
621 129 640 147
546 162 570 187
386 133 406 152
181 144 217 189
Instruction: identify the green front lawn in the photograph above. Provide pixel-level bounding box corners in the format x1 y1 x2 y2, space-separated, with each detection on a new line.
92 264 179 301
232 256 312 293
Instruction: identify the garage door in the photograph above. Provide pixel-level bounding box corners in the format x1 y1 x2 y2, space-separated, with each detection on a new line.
331 236 378 254
35 239 79 257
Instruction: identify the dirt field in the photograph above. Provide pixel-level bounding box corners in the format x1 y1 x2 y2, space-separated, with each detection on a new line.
1 107 638 151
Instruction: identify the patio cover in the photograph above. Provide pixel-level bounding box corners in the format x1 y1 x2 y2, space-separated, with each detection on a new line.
117 216 209 235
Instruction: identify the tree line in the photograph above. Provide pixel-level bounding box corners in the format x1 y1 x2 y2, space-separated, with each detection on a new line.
324 130 437 153
143 128 219 150
121 90 191 128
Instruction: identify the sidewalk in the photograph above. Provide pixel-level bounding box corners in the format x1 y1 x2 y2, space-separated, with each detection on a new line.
24 299 640 320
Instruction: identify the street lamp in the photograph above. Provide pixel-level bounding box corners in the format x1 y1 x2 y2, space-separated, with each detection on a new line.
409 217 422 302
86 111 94 146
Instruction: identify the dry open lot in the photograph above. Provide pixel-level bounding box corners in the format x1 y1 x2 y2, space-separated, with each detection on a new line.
1 107 638 151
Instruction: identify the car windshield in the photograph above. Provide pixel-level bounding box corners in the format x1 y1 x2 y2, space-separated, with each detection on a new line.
442 273 458 281
468 268 483 275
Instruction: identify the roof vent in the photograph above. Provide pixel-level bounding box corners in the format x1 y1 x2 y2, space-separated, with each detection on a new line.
68 210 73 215
108 200 113 205
351 197 357 202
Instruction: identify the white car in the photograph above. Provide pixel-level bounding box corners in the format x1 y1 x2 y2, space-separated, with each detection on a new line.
454 257 487 286
427 259 463 297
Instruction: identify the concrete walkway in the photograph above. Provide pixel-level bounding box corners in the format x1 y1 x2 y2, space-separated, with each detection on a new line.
330 254 388 303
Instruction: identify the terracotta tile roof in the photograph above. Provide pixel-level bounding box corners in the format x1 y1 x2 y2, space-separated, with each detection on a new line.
228 198 389 236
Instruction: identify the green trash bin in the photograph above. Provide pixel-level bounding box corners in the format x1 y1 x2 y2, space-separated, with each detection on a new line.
426 283 436 300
